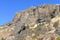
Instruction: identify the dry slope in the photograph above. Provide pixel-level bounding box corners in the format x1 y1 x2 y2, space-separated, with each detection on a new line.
0 4 60 40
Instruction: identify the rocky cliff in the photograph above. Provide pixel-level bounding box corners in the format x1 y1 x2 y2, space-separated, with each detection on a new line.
0 4 60 40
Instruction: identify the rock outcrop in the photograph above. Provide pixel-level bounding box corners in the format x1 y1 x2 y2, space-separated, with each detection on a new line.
0 4 60 40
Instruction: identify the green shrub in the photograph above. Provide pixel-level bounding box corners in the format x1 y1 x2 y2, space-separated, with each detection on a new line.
1 38 6 40
56 37 60 40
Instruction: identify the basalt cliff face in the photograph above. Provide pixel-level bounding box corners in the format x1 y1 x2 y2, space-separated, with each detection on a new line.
0 4 60 40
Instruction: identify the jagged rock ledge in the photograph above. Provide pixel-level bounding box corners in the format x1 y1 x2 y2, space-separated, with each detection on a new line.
0 4 60 40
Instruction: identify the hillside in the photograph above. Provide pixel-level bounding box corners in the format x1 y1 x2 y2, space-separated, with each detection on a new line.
0 4 60 40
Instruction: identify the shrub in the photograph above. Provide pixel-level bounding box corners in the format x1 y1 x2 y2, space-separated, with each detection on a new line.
56 37 60 40
1 38 6 40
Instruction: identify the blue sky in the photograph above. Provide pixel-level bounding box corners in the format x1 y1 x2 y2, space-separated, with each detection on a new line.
0 0 59 25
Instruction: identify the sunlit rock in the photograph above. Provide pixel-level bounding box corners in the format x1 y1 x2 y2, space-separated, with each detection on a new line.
0 4 60 40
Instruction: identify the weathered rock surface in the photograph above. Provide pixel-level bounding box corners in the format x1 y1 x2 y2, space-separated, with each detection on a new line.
0 4 60 40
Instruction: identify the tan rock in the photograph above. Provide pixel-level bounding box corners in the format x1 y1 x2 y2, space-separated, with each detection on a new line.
0 4 60 40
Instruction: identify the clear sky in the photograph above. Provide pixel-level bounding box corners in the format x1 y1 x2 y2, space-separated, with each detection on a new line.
0 0 59 25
